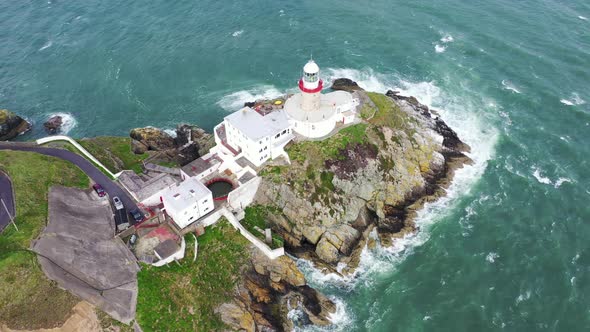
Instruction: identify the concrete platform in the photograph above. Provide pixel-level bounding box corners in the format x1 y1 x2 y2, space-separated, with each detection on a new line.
32 186 140 324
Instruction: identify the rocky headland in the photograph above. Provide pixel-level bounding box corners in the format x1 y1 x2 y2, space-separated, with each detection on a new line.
0 109 31 141
213 78 472 330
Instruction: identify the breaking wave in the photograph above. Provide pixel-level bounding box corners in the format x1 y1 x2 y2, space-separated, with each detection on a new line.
560 92 585 106
501 80 521 94
216 85 285 111
46 112 77 135
39 40 53 51
298 67 498 330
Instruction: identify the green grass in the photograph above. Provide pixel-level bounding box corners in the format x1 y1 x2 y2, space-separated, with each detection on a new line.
286 123 368 165
77 136 149 174
0 151 90 329
136 219 250 332
366 92 414 131
242 205 284 249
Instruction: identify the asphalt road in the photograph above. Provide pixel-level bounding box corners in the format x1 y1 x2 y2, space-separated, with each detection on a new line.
0 171 15 233
0 142 138 221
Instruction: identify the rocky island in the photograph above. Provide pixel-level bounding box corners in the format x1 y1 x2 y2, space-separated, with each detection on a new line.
0 76 470 332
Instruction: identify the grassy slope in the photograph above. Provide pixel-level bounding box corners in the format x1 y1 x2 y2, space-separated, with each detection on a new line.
77 136 149 174
0 151 90 329
136 219 249 332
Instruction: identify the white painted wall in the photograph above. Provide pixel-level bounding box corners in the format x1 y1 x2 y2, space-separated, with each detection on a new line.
227 176 262 212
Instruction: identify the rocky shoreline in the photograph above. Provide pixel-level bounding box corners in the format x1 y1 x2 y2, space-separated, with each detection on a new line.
0 78 471 331
214 78 472 331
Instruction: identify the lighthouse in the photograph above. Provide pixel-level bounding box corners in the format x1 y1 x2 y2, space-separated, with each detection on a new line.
299 60 323 112
284 59 360 138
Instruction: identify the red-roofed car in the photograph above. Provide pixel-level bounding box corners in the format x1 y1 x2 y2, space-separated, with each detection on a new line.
92 183 106 197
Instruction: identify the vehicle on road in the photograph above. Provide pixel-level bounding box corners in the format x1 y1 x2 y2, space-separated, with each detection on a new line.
112 196 124 210
92 183 106 197
129 209 144 223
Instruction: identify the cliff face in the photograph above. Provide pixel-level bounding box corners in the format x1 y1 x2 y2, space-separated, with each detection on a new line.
0 109 31 141
254 80 472 274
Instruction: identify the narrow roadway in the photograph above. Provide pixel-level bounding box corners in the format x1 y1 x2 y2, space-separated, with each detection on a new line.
0 142 138 219
0 171 15 232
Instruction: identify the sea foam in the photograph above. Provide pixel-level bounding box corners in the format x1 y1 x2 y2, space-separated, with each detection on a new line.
46 112 77 135
560 92 585 106
39 40 53 51
216 85 285 111
501 80 521 94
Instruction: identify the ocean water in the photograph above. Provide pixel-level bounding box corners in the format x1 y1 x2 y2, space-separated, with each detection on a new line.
2 0 590 330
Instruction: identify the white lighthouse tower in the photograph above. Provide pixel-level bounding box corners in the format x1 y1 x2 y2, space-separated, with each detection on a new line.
299 60 323 112
284 59 360 139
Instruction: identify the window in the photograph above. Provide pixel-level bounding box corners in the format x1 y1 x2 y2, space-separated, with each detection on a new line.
282 129 287 134
203 199 208 204
259 148 263 153
312 125 315 130
173 193 180 198
275 133 280 138
264 146 268 150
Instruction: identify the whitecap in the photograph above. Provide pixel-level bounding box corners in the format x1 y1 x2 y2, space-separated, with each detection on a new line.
554 177 572 188
434 44 446 53
579 16 588 21
232 30 243 37
486 252 499 263
216 85 284 111
46 112 77 135
515 291 531 305
560 92 585 106
39 40 53 51
279 9 286 17
532 167 552 185
501 80 521 94
423 315 432 321
440 34 454 43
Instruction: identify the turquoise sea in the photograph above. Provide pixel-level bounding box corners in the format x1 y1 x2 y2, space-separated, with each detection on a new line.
2 0 590 330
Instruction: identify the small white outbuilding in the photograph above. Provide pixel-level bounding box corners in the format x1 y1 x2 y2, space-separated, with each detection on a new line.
160 177 214 229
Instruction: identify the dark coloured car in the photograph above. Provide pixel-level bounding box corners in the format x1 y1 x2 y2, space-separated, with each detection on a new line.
130 208 144 223
92 183 106 197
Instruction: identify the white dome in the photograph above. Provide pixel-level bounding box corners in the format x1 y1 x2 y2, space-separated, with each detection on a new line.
303 60 320 74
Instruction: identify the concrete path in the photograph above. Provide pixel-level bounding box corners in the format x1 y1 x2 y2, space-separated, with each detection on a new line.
0 171 15 233
0 142 138 213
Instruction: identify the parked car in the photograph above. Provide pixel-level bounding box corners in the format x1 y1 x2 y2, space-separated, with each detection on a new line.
92 183 106 197
112 196 124 210
129 208 144 223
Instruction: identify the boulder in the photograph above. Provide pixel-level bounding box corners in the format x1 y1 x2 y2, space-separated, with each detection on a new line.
315 237 339 264
251 249 306 287
331 78 362 92
43 115 63 134
129 127 175 151
0 109 31 141
131 139 148 154
215 302 255 332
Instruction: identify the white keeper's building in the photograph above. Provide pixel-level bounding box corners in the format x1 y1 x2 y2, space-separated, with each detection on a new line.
214 59 360 167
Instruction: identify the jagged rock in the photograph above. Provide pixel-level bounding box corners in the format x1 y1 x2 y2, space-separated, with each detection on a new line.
43 115 63 134
315 237 339 264
251 249 305 287
129 127 175 151
131 139 148 154
174 124 216 165
215 302 255 332
331 78 362 92
302 225 325 245
254 84 472 275
0 109 31 141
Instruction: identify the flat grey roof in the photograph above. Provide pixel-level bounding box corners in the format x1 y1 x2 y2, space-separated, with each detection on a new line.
181 155 221 177
160 177 211 212
118 171 179 202
225 107 291 141
238 171 256 184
